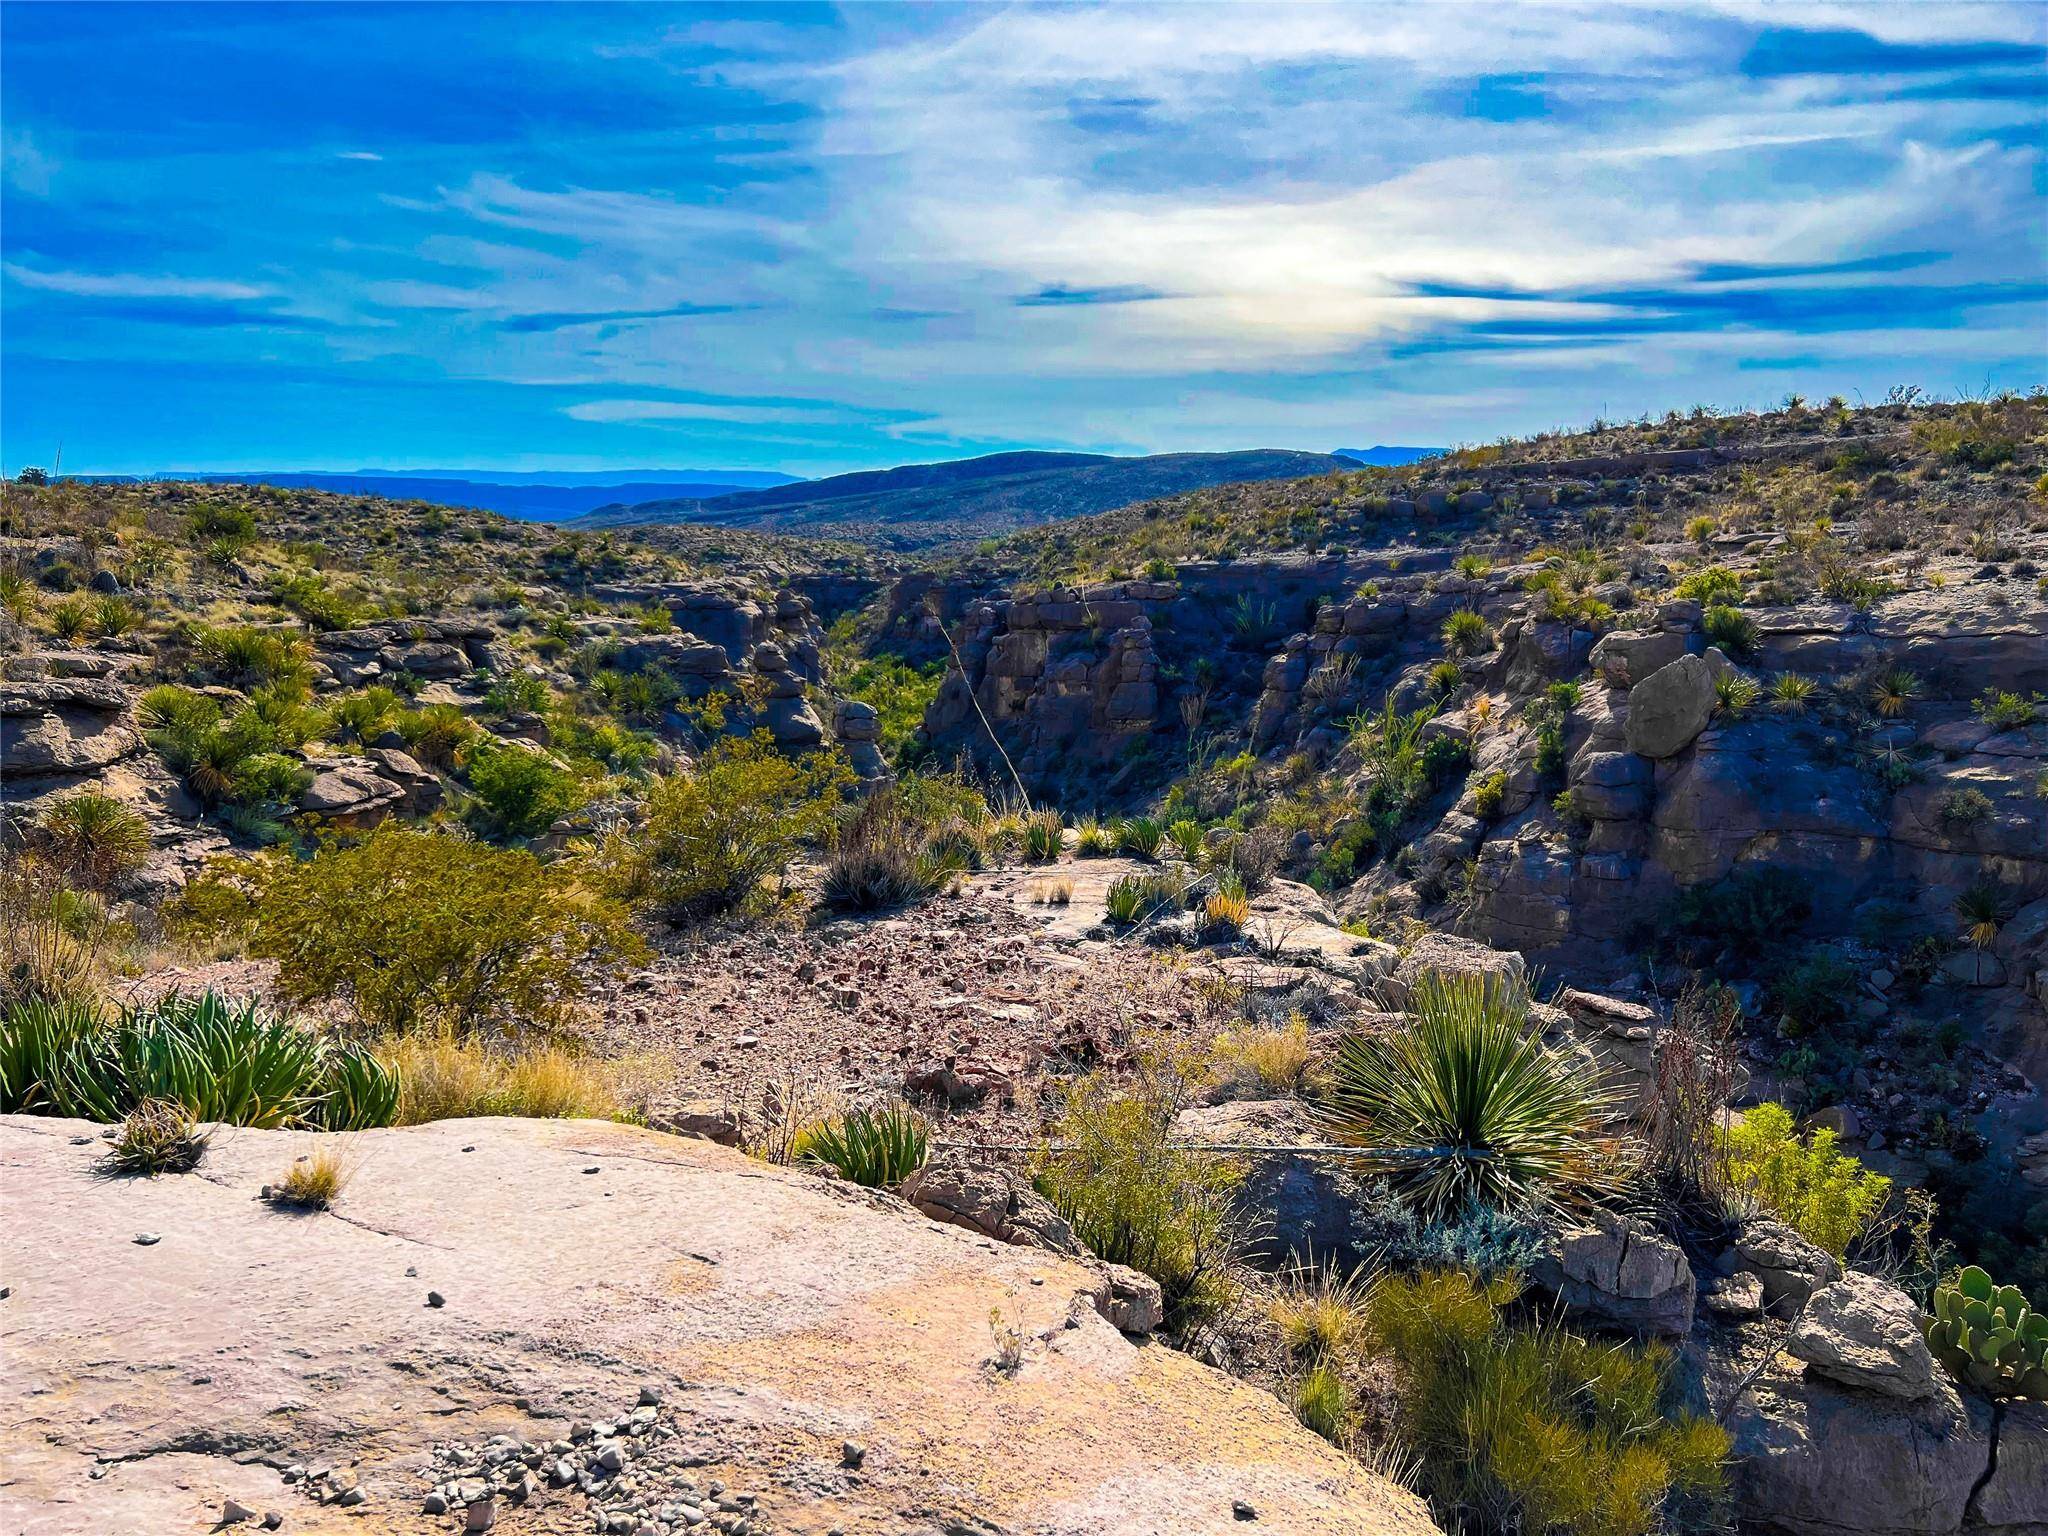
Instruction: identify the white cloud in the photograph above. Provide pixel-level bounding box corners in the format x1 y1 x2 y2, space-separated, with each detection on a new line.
2 262 270 300
563 398 882 426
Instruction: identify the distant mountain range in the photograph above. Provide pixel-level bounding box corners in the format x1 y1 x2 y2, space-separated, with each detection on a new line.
569 448 1355 548
66 469 798 521
1332 446 1444 466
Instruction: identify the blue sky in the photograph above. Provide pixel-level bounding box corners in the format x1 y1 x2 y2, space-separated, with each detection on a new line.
3 2 2044 477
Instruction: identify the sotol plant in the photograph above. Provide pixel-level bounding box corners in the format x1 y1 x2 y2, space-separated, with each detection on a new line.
1923 1267 2048 1399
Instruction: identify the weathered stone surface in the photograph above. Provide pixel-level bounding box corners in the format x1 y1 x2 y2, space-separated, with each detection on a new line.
1787 1272 1939 1400
1734 1217 1843 1317
0 1114 1436 1536
1382 932 1527 1007
296 762 404 825
1531 1209 1695 1337
1727 1365 1988 1536
0 677 139 779
898 1152 1083 1255
1971 1395 2048 1534
1624 653 1718 758
1172 1099 1377 1266
1590 627 1693 688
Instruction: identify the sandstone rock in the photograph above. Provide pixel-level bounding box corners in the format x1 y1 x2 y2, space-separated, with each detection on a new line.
0 678 140 779
1787 1272 1939 1400
1531 1209 1695 1337
0 1115 1435 1536
645 1099 741 1147
1172 1099 1376 1266
1970 1395 2048 1534
1623 653 1717 758
297 762 404 826
762 693 826 747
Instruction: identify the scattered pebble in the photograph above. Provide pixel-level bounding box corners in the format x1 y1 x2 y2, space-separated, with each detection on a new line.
426 1291 446 1308
840 1441 864 1470
133 1232 161 1246
221 1496 256 1523
1233 1500 1257 1521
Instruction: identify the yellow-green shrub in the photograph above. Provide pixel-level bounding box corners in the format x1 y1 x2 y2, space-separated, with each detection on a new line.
1364 1268 1728 1536
179 825 642 1034
1720 1101 1890 1257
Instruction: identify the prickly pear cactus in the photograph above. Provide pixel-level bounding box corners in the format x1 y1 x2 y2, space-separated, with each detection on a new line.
1921 1266 2048 1399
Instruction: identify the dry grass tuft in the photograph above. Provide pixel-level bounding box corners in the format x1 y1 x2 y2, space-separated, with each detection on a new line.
1212 1014 1317 1096
378 1033 662 1125
266 1145 352 1209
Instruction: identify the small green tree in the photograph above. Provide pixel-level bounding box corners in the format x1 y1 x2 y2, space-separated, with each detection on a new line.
185 825 642 1034
464 742 585 839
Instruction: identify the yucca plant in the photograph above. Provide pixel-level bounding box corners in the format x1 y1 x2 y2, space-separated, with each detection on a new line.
0 996 121 1117
791 1103 929 1187
35 792 150 890
1441 609 1490 657
1923 1267 2048 1399
1769 672 1817 714
319 1043 402 1131
107 1097 209 1176
1104 870 1187 926
1713 671 1760 714
1869 666 1923 719
1320 970 1614 1215
113 992 328 1126
1956 881 2011 950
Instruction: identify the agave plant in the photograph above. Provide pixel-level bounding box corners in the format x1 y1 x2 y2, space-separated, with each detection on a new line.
1318 969 1615 1216
1117 816 1165 860
791 1103 929 1187
1165 818 1206 864
1022 808 1065 863
1923 1267 2048 1399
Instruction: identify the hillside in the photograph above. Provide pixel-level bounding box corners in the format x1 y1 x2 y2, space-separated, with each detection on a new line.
68 470 799 522
5 391 2047 1536
570 447 1352 548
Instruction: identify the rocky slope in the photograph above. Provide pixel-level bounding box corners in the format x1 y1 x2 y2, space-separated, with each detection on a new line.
0 1113 1436 1536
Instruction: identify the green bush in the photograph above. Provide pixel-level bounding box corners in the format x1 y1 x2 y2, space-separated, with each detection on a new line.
194 624 311 687
1034 1054 1242 1328
791 1104 929 1186
183 826 642 1034
270 569 365 631
464 742 585 839
819 786 964 911
1364 1268 1729 1536
1103 870 1187 925
832 653 945 761
1976 690 2041 731
1320 969 1613 1216
1673 866 1811 959
1721 1102 1890 1257
1469 771 1508 818
1673 567 1743 605
594 733 848 920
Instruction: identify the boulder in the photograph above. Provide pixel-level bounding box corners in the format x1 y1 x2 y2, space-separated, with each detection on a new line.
0 678 140 779
1623 653 1717 759
645 1098 741 1147
763 693 826 748
1381 933 1527 1008
0 1114 1437 1536
898 1153 1083 1256
1727 1366 1988 1536
1590 628 1693 689
1970 1396 2048 1534
1787 1272 1940 1400
1530 1209 1695 1337
1172 1099 1376 1266
1734 1218 1843 1317
296 762 405 826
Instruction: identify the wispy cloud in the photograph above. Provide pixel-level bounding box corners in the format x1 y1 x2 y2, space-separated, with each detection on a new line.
3 262 271 301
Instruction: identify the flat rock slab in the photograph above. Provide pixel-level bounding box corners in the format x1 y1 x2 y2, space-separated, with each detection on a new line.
0 1114 1434 1536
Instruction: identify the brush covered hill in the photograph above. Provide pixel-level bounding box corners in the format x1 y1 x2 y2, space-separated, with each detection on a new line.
569 447 1352 548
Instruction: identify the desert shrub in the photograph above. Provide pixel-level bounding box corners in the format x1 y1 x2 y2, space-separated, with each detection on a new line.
1468 771 1508 818
1721 1102 1890 1257
396 702 476 767
1290 1362 1355 1444
1212 1014 1314 1096
482 669 550 717
1868 666 1922 718
1442 608 1491 656
1713 671 1759 713
0 857 118 1007
1702 603 1756 656
595 733 848 919
1673 567 1742 604
34 792 150 890
266 1147 352 1209
186 499 257 545
50 594 95 640
1203 882 1250 933
1913 403 2019 468
108 1097 208 1176
1672 866 1810 959
1956 880 2013 949
1770 949 1857 1035
1073 816 1115 856
327 686 400 744
1937 786 1994 824
790 1103 929 1186
1319 969 1613 1216
194 624 311 688
1034 1050 1243 1328
270 569 364 631
185 826 641 1034
1363 1268 1729 1536
1976 690 2040 731
1426 658 1464 695
464 742 585 839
